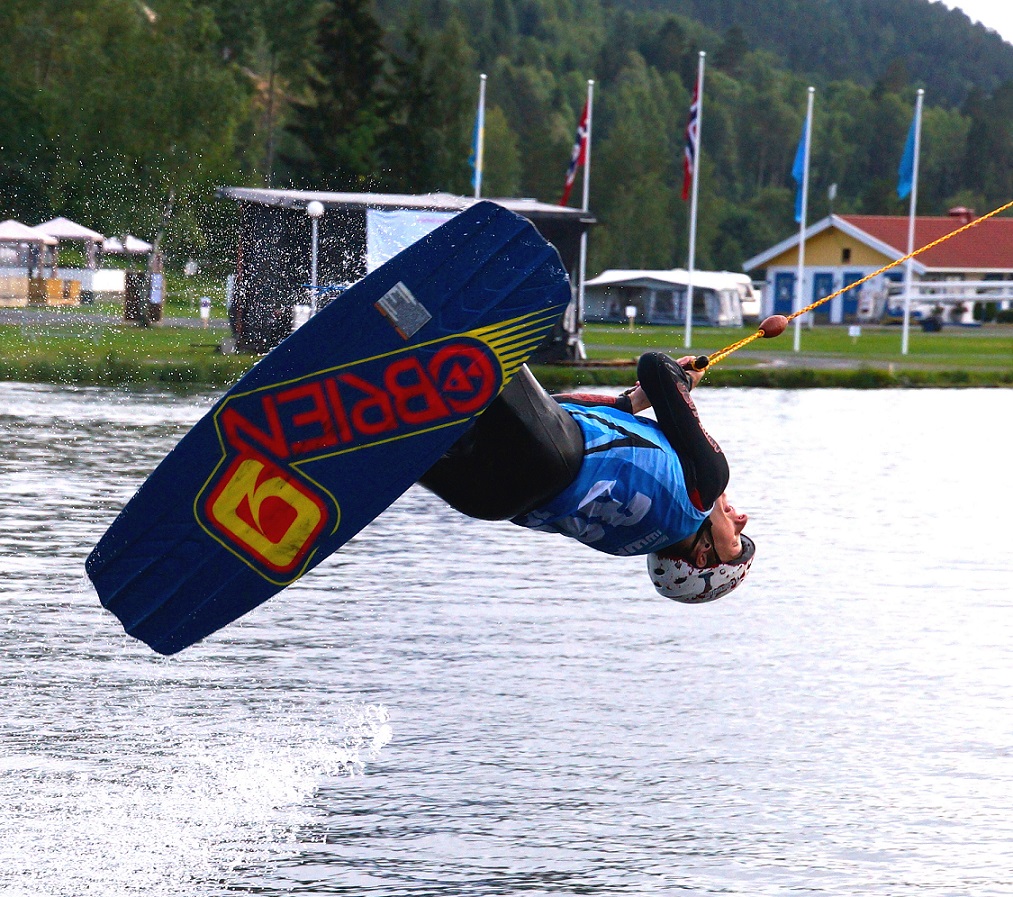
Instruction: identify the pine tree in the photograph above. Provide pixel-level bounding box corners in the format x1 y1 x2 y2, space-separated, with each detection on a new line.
379 13 477 193
282 0 386 190
963 80 1013 206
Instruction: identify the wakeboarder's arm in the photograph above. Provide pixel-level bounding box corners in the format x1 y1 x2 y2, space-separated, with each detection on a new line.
551 390 637 413
551 356 700 415
551 381 655 414
636 352 726 511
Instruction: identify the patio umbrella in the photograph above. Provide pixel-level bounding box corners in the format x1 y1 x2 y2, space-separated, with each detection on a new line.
102 235 153 254
36 216 105 242
0 219 57 245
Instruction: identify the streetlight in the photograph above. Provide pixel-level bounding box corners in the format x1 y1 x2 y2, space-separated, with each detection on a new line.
306 200 324 315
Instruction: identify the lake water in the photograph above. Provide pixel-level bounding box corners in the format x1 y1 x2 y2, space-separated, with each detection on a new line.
2 381 1012 896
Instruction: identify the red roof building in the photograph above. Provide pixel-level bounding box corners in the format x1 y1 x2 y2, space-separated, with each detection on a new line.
837 211 1013 273
743 208 1013 324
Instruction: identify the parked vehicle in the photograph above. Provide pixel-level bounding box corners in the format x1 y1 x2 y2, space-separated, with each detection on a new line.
585 268 754 327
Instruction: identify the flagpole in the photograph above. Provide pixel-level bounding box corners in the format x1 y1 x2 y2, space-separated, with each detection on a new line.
473 73 487 199
575 79 594 361
685 51 705 350
794 86 815 353
901 88 924 356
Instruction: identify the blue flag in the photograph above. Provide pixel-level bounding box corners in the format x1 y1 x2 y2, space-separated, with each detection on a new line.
469 104 485 192
897 113 916 199
792 118 808 223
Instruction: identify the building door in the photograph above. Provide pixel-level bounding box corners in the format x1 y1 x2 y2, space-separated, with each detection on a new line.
812 272 835 322
842 271 863 322
773 272 795 315
884 271 905 320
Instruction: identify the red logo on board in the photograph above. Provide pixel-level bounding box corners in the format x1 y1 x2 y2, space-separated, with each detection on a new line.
204 453 328 575
196 337 502 579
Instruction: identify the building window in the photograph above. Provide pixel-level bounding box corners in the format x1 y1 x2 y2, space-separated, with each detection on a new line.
841 247 852 263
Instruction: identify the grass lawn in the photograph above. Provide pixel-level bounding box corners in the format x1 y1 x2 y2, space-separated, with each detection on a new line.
0 309 250 387
582 322 1013 370
0 305 1011 389
538 321 1013 389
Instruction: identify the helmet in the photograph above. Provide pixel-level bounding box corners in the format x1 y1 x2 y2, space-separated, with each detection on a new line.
647 534 756 604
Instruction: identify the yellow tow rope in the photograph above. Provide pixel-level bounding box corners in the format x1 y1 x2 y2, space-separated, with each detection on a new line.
690 198 1013 371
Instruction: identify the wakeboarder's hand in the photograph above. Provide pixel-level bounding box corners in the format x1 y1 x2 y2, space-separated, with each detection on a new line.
624 382 651 413
676 356 705 390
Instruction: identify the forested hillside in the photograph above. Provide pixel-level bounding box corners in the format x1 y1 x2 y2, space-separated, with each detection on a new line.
1 0 1010 275
621 0 1013 105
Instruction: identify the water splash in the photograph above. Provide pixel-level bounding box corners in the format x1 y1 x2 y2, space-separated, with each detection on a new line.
0 704 391 897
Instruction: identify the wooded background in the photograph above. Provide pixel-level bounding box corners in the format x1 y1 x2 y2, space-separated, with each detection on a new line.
2 0 1011 274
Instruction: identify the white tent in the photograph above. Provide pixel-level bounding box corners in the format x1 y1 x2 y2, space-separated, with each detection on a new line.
102 235 152 254
584 268 747 327
0 219 56 245
36 216 104 243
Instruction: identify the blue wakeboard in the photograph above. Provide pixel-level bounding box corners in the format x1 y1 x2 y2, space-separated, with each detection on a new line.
86 201 571 654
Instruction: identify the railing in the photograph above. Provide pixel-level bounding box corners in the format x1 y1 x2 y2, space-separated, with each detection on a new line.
892 281 1013 304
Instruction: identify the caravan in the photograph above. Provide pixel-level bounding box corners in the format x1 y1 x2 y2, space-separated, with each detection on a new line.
584 269 754 327
726 272 762 323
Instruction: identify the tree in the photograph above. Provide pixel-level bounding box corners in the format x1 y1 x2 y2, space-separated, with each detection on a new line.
283 0 386 189
640 16 688 75
490 59 572 203
591 56 682 271
379 13 477 193
963 80 1013 206
0 82 54 220
0 0 244 247
252 0 321 186
481 105 522 197
917 103 969 213
714 25 749 78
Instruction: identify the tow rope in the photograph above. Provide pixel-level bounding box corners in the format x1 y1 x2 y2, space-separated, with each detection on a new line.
690 197 1013 371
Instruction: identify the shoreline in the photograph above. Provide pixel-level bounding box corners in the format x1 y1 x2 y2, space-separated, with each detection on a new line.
1 309 1010 390
531 364 1013 390
1 357 1009 392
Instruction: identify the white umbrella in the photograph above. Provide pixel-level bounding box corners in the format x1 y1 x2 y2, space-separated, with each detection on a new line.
102 235 153 254
36 216 104 242
0 219 56 245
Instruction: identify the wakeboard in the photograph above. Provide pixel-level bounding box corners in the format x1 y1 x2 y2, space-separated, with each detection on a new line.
86 201 571 655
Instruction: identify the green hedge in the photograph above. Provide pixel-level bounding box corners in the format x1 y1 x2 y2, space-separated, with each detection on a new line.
530 364 1013 390
0 351 252 389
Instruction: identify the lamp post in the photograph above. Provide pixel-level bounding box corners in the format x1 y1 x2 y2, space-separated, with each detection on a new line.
306 200 324 315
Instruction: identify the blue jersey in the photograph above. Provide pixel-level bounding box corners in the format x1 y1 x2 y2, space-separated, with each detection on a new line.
512 403 709 556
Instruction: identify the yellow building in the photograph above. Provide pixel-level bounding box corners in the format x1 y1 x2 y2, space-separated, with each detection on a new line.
743 209 1013 325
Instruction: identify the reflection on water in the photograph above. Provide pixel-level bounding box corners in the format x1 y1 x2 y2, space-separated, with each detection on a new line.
1 382 1012 896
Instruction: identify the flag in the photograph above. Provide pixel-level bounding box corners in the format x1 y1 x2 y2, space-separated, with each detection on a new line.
469 104 485 192
897 112 917 199
682 81 700 201
792 118 809 223
560 99 589 206
470 74 487 198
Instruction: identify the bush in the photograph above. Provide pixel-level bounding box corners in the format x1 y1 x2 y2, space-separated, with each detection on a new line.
974 302 997 322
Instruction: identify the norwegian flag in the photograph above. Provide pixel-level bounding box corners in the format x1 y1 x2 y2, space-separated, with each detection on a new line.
682 80 700 201
560 99 590 206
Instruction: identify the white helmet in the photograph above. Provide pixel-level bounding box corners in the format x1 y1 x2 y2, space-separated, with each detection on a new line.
647 534 755 604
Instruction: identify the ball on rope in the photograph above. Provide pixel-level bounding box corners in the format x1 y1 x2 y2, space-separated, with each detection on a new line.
759 315 788 338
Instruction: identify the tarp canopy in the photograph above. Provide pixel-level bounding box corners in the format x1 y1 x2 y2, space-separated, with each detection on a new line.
102 235 152 254
586 268 752 291
216 187 596 357
0 219 57 245
36 216 104 242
